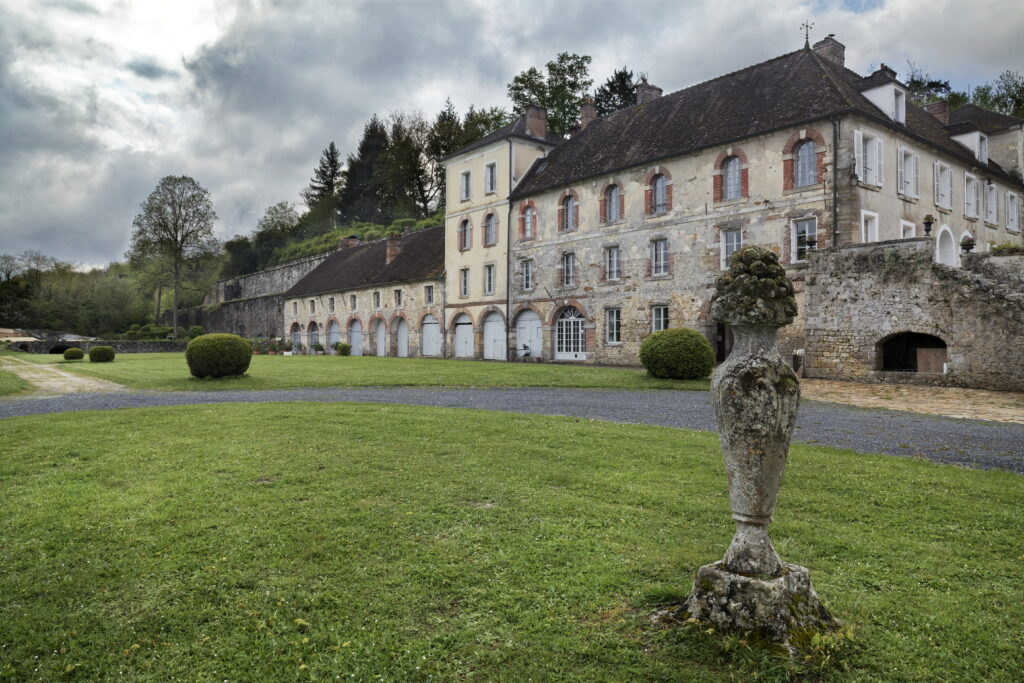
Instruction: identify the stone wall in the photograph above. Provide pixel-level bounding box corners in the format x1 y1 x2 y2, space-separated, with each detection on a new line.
961 252 1024 291
12 340 188 354
204 253 331 304
803 238 1024 392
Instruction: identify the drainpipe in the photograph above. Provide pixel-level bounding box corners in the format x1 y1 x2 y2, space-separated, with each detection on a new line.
831 117 840 247
506 139 514 360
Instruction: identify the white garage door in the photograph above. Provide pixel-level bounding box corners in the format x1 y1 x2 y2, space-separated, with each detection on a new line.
453 314 473 358
349 320 362 356
374 319 387 356
395 318 409 357
482 312 506 361
327 321 341 351
515 310 542 360
421 315 441 356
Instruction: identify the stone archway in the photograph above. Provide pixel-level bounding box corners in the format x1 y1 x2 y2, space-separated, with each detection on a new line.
877 332 947 373
935 226 957 266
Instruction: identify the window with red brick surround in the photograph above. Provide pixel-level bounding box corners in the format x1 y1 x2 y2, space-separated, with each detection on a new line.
518 201 537 240
558 191 580 232
599 182 624 223
644 168 673 215
782 128 827 191
712 148 749 202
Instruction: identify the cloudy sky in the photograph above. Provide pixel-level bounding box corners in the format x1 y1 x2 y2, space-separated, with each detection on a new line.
2 0 1022 267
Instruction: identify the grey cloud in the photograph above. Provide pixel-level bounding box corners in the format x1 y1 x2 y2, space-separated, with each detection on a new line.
126 57 180 80
40 0 99 14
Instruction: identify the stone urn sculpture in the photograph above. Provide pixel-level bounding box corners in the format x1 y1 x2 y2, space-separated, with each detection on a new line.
670 246 839 646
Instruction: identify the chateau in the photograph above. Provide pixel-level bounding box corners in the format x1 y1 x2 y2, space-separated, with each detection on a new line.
270 36 1024 390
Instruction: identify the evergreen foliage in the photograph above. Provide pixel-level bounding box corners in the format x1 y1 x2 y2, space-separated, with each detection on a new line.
88 346 116 363
62 348 84 360
339 115 391 224
301 142 343 209
185 334 252 378
639 328 715 380
593 67 637 116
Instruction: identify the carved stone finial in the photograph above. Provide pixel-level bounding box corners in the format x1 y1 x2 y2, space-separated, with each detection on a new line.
712 246 797 328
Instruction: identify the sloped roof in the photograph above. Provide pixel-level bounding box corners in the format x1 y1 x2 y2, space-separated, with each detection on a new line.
445 116 564 160
948 103 1024 134
285 225 444 298
511 47 1023 199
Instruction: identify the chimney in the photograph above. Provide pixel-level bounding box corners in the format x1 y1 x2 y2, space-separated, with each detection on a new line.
812 34 845 68
385 234 402 264
636 76 662 104
923 100 950 126
525 104 547 139
580 97 597 129
337 234 360 250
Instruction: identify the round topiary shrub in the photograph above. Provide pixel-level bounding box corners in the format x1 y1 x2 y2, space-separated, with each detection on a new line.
63 347 84 360
639 328 715 380
186 334 252 378
88 346 116 363
334 342 352 356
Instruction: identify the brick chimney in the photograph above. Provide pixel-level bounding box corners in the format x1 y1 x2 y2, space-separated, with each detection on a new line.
337 234 360 250
923 100 950 125
525 104 547 139
636 76 662 104
579 97 597 129
812 34 845 68
385 234 402 264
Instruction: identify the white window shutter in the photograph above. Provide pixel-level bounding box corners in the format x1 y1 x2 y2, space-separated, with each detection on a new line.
853 130 864 180
874 138 884 186
897 147 904 192
913 155 920 198
975 180 981 219
933 161 941 205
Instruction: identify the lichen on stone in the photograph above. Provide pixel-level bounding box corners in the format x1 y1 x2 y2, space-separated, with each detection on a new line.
712 246 797 327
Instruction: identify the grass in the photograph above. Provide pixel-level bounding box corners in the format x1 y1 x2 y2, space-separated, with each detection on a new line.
0 369 30 397
1 403 1021 681
10 351 707 392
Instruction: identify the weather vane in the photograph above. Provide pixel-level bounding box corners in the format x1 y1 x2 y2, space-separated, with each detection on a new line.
801 20 814 47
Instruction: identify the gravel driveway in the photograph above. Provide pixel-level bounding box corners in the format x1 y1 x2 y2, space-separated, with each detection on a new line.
2 387 1021 474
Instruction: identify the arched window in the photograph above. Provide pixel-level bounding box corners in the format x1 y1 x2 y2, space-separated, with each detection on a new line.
484 213 497 246
308 323 319 352
555 307 586 360
290 323 302 350
560 194 578 232
794 140 816 187
723 156 741 200
604 184 621 222
651 174 668 213
521 204 536 239
458 219 471 250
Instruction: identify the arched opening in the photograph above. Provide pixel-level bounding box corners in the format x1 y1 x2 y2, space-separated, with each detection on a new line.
482 312 506 360
373 319 387 357
290 323 302 352
421 314 441 356
348 320 363 356
514 309 542 359
308 323 319 354
935 226 957 266
394 318 409 358
49 345 69 354
878 332 947 372
555 306 586 361
452 314 474 358
327 321 341 352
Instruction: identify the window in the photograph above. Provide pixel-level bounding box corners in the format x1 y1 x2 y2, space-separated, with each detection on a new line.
1008 192 1020 232
349 295 357 310
792 217 816 262
978 134 989 164
901 220 916 238
723 156 741 200
484 213 497 246
521 259 534 290
794 140 817 187
861 210 879 242
424 285 434 305
651 239 668 276
652 173 669 213
894 89 906 124
985 183 999 224
328 297 335 312
604 246 620 281
458 219 471 251
854 131 883 187
459 171 470 200
561 252 576 286
965 173 979 219
373 292 381 309
651 305 669 332
394 289 402 307
605 308 621 344
934 161 952 210
522 205 535 239
483 264 495 295
292 302 297 316
459 268 469 297
309 300 315 314
560 194 578 231
604 184 621 222
897 147 919 198
484 162 497 194
721 228 742 267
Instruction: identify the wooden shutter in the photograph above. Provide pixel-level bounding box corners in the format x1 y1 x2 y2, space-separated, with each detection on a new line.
912 155 920 197
933 161 941 206
853 130 864 180
897 147 904 193
874 139 884 186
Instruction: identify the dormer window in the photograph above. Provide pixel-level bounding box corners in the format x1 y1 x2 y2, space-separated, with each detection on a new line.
893 89 906 124
978 134 989 164
861 82 908 124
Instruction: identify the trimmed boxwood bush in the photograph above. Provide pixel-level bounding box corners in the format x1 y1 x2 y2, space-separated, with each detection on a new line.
639 328 715 380
187 325 205 340
333 342 352 356
63 348 84 360
88 346 116 363
186 334 252 378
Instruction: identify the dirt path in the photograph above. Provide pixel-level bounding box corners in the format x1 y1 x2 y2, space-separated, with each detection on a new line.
800 378 1024 424
0 356 126 396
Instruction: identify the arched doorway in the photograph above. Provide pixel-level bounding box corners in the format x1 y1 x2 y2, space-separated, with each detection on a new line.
935 226 957 266
878 332 947 373
394 318 409 357
514 310 542 359
482 312 506 360
452 314 473 358
555 307 587 361
348 320 363 356
290 323 302 351
421 315 441 356
308 323 319 354
374 319 387 356
49 345 69 354
327 321 341 352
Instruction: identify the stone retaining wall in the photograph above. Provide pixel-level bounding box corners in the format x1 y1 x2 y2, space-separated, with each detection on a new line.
11 340 189 354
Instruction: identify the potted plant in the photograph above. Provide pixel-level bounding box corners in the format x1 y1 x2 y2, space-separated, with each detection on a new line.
314 342 325 355
268 341 278 355
923 214 936 236
960 234 976 253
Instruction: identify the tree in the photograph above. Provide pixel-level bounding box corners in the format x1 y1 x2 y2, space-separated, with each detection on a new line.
0 253 20 281
338 116 391 224
301 142 343 210
463 105 512 140
507 53 593 136
128 176 219 337
903 61 952 106
593 67 637 117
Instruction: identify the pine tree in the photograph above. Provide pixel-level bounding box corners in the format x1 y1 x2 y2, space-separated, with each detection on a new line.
301 142 343 209
594 67 637 117
338 116 391 224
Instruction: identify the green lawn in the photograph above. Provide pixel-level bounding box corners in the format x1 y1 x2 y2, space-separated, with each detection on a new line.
12 351 706 392
0 369 30 397
1 403 1020 681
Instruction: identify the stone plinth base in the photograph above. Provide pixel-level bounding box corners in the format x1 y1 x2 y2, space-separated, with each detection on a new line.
662 561 840 646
